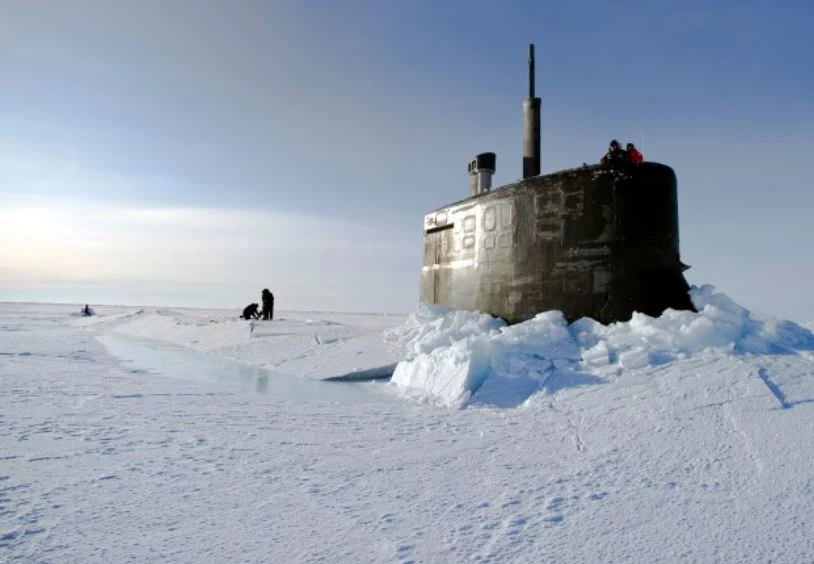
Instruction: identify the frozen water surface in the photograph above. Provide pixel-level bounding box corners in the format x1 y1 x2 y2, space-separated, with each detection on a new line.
4 298 814 563
97 333 394 404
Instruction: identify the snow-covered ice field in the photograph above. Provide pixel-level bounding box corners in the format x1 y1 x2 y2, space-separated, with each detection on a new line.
2 289 814 563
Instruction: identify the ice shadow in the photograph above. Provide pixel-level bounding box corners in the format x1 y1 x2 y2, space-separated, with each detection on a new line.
756 366 814 410
732 318 814 356
322 363 398 382
469 369 605 409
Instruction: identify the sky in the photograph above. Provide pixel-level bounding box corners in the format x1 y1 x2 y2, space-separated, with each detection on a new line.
1 0 812 318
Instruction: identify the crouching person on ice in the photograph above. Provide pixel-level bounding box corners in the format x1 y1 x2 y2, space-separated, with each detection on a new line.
241 303 260 320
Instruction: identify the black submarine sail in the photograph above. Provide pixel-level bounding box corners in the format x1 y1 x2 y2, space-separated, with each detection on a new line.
419 44 695 325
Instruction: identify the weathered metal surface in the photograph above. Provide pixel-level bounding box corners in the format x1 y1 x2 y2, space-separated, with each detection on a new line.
522 44 541 179
420 162 695 324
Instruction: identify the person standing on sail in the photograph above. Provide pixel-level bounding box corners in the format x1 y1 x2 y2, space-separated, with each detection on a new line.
627 143 644 164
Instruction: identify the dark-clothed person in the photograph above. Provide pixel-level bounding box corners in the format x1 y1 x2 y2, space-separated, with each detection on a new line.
601 139 629 168
261 289 274 320
241 303 260 320
627 143 644 164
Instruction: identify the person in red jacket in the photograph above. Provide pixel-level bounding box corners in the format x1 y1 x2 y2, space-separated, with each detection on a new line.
627 143 644 164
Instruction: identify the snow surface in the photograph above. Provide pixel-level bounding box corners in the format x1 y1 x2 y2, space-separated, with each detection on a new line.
389 285 814 408
3 290 814 562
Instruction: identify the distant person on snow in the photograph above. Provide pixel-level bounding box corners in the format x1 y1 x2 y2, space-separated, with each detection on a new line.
241 303 261 320
261 289 274 321
627 143 644 164
600 139 629 168
81 304 93 316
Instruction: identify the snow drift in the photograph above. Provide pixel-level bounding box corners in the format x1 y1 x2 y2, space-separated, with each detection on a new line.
388 285 814 408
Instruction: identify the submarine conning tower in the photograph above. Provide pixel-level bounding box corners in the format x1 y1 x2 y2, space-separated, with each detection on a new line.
419 44 695 325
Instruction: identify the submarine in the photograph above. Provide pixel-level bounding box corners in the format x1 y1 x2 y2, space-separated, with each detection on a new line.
419 44 695 325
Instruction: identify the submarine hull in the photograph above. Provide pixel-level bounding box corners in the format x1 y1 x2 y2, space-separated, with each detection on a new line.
420 163 695 324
